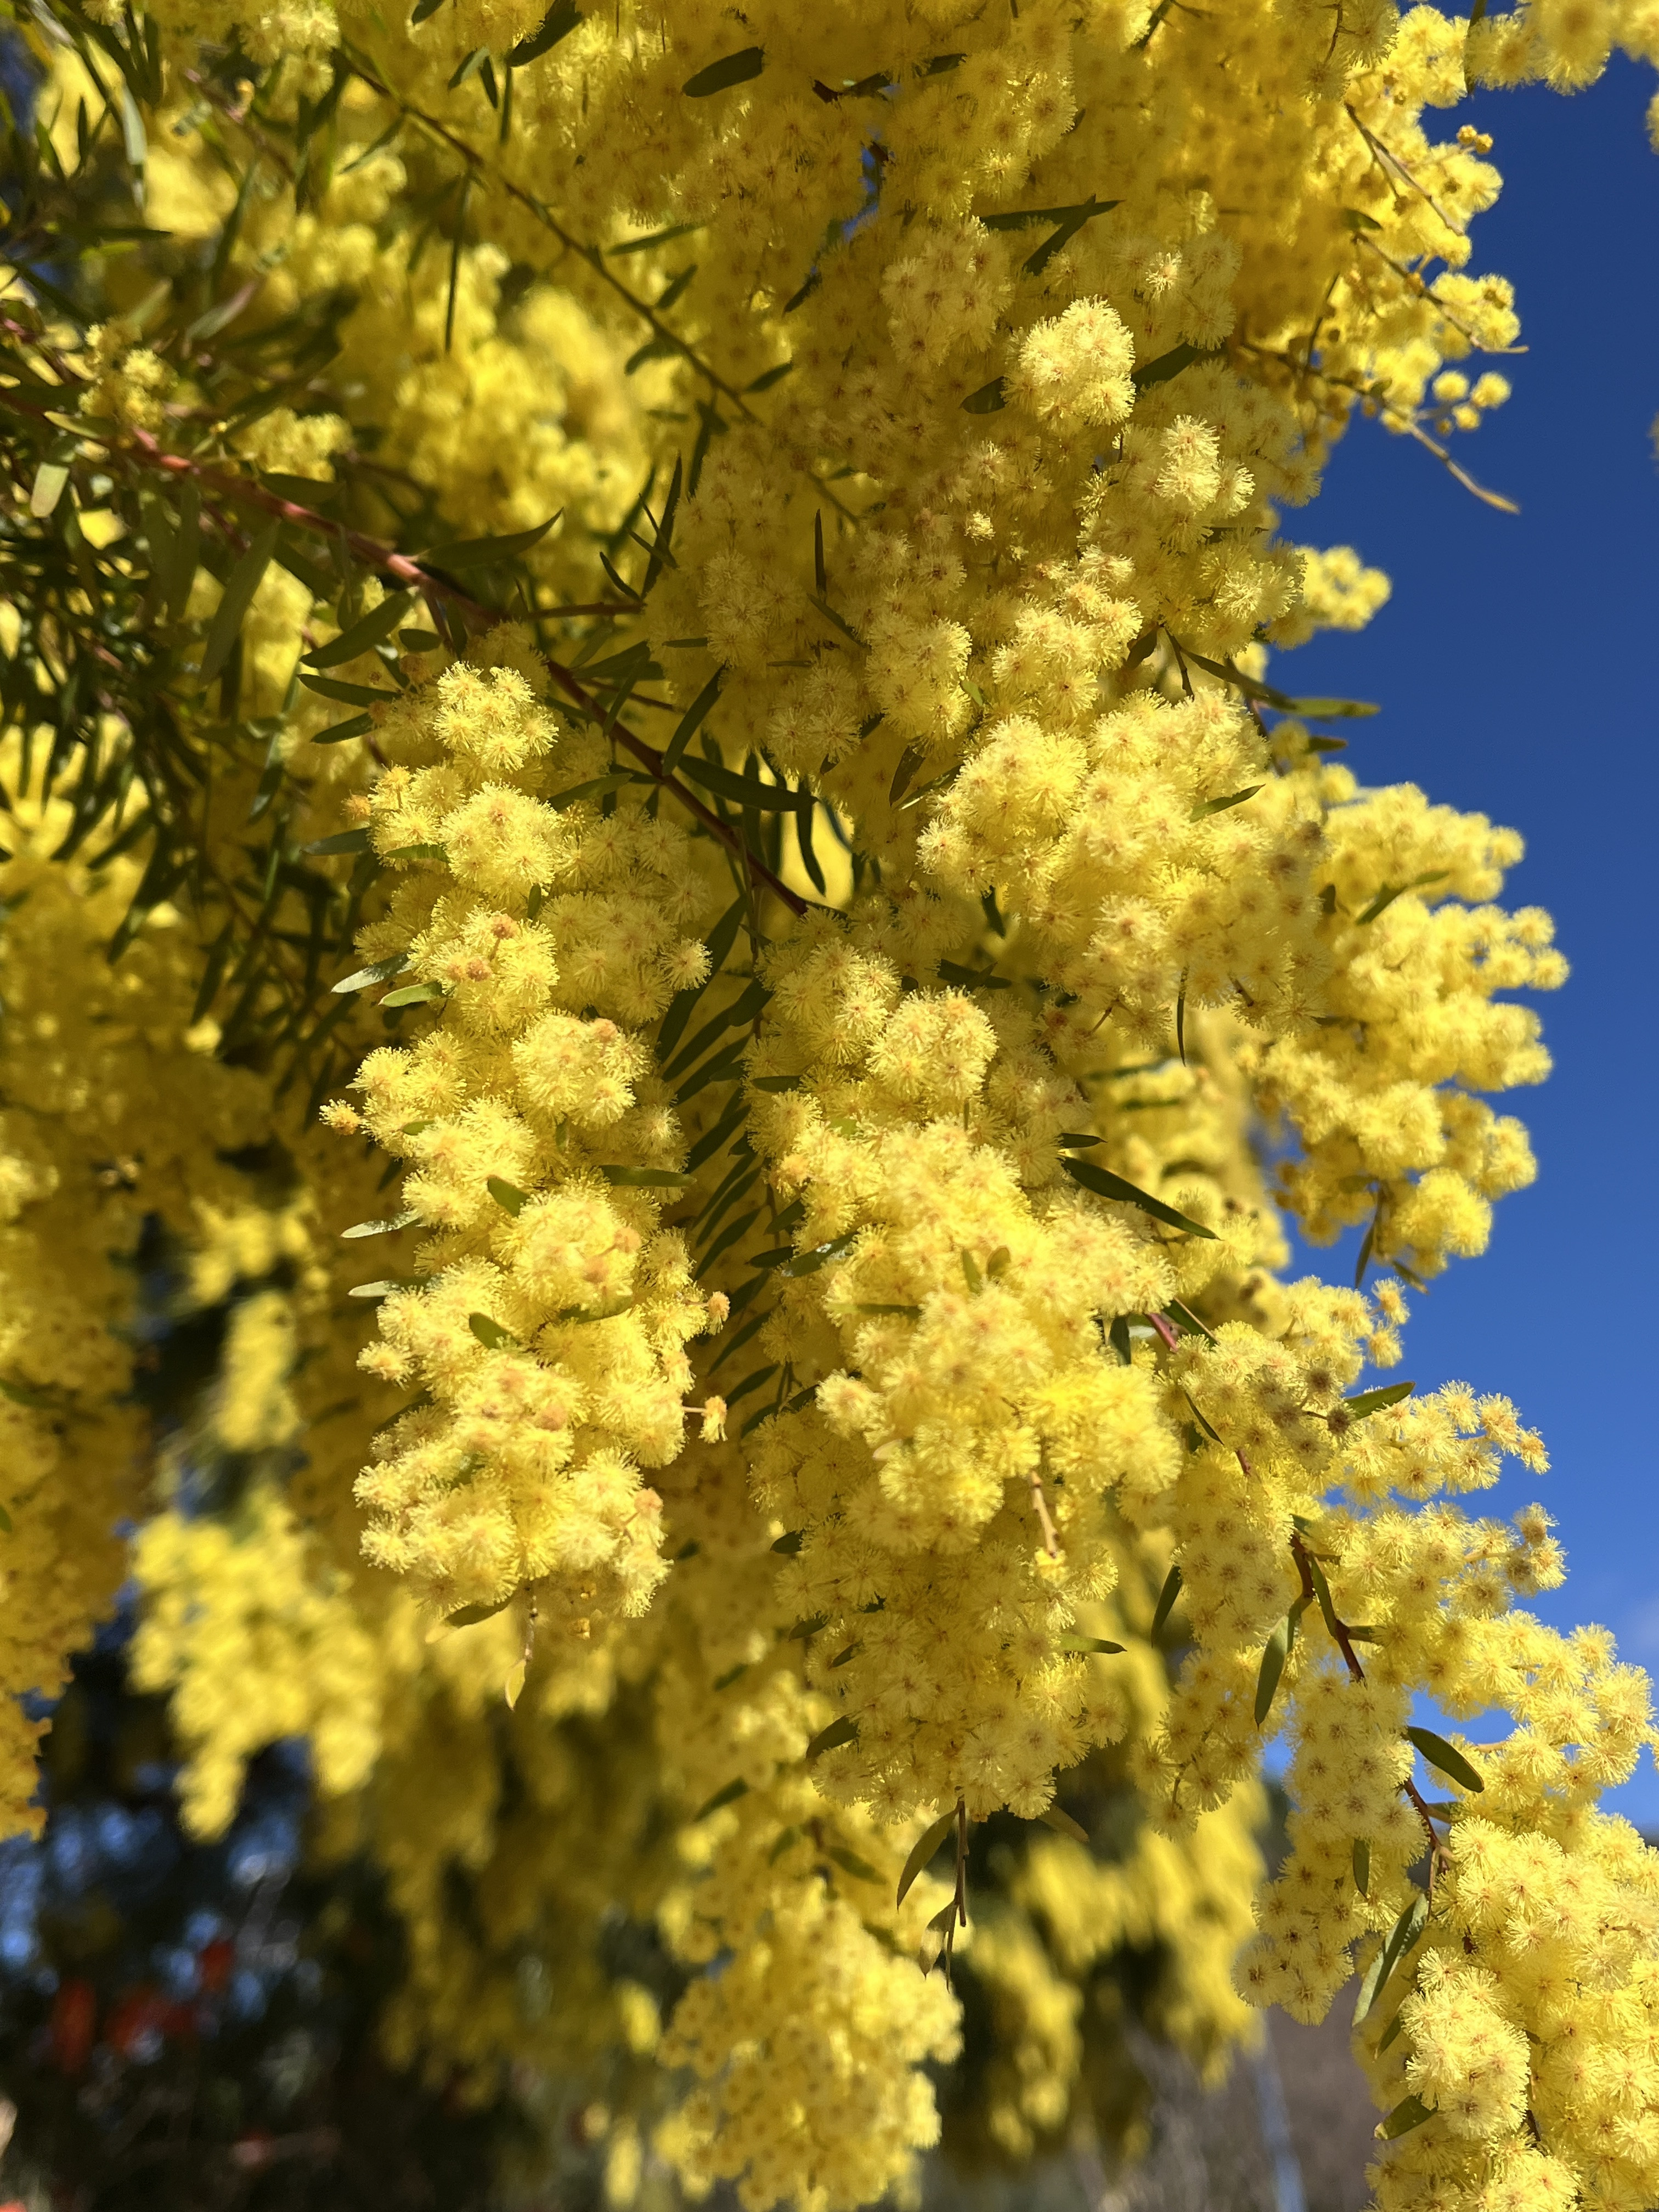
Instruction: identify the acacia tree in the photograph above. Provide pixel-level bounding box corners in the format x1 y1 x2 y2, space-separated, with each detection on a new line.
0 0 1655 2205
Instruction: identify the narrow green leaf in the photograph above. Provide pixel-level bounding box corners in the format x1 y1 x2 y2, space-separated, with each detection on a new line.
333 952 410 995
1405 1726 1485 1794
488 1177 528 1215
0 1502 12 1533
896 1810 958 1909
693 1776 748 1821
1058 1635 1125 1655
304 589 414 668
312 713 375 745
1062 1156 1218 1239
1056 1132 1102 1149
961 376 1007 413
507 0 580 64
1353 1838 1370 1897
300 672 399 708
445 1595 513 1628
381 980 447 1008
682 45 765 95
1133 341 1225 391
29 462 68 517
426 516 559 569
1190 783 1263 821
550 771 637 812
1164 1298 1218 1344
805 1715 858 1760
1149 1561 1183 1641
1355 1892 1429 2023
1339 1380 1415 1421
787 1613 830 1641
1255 1609 1296 1726
610 222 703 257
750 1074 802 1094
661 669 723 776
599 1164 690 1187
198 523 278 688
306 827 372 856
1037 1805 1090 1843
341 1211 420 1239
1379 2095 1434 2141
825 1845 881 1883
469 1312 518 1350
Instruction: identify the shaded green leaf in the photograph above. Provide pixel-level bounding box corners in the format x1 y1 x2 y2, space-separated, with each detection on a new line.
445 1595 514 1628
661 668 722 776
1038 1805 1090 1843
1062 1156 1218 1239
693 1776 749 1821
1191 783 1263 821
426 516 559 569
599 1164 690 1187
507 0 580 64
1355 1892 1429 2022
682 46 765 95
1058 1636 1125 1656
468 1312 517 1349
341 1211 420 1239
306 827 372 856
825 1845 881 1883
381 980 447 1008
805 1715 858 1759
1340 1380 1416 1421
1149 1561 1183 1641
333 953 410 996
896 1810 958 1909
1133 341 1225 390
1353 1838 1370 1897
961 376 1007 413
1405 1726 1485 1794
1379 2095 1434 2141
488 1177 528 1215
198 523 278 688
1255 1608 1297 1726
304 589 414 668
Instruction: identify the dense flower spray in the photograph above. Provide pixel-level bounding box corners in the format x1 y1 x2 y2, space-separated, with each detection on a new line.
1 0 1657 2207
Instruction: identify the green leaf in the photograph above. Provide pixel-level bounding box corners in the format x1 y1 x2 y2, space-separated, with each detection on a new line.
29 462 68 517
682 46 765 95
1191 783 1263 821
341 1211 420 1239
1062 1156 1218 1239
381 980 447 1008
896 1810 958 1909
1339 1380 1415 1421
1344 206 1384 232
1038 1805 1090 1843
1017 195 1120 277
426 516 559 569
825 1845 881 1883
751 1073 803 1093
1379 2095 1434 2141
469 1312 518 1350
549 771 637 812
783 1233 857 1277
1164 1298 1218 1343
805 1715 858 1760
1353 1839 1370 1898
1354 1892 1428 2023
198 523 279 689
1405 1726 1485 1794
312 713 375 745
1149 1561 1183 1641
304 589 414 668
1378 2005 1408 2053
746 359 793 393
507 0 580 64
610 221 703 256
348 1278 421 1299
661 668 723 775
938 959 1011 990
855 1303 922 1318
961 376 1007 413
306 828 372 856
599 1164 690 1186
300 672 399 708
333 952 410 995
0 1502 12 1533
1132 341 1225 391
380 842 447 865
1058 1636 1125 1655
1255 1608 1297 1726
693 1776 749 1821
445 1595 514 1628
675 754 803 813
1357 871 1449 925
488 1177 528 1215
1057 1131 1102 1148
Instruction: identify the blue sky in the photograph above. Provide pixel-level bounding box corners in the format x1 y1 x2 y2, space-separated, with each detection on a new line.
1273 59 1659 1823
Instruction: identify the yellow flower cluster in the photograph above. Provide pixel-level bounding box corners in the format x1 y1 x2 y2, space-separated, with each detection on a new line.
7 0 1659 2206
326 637 724 1618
